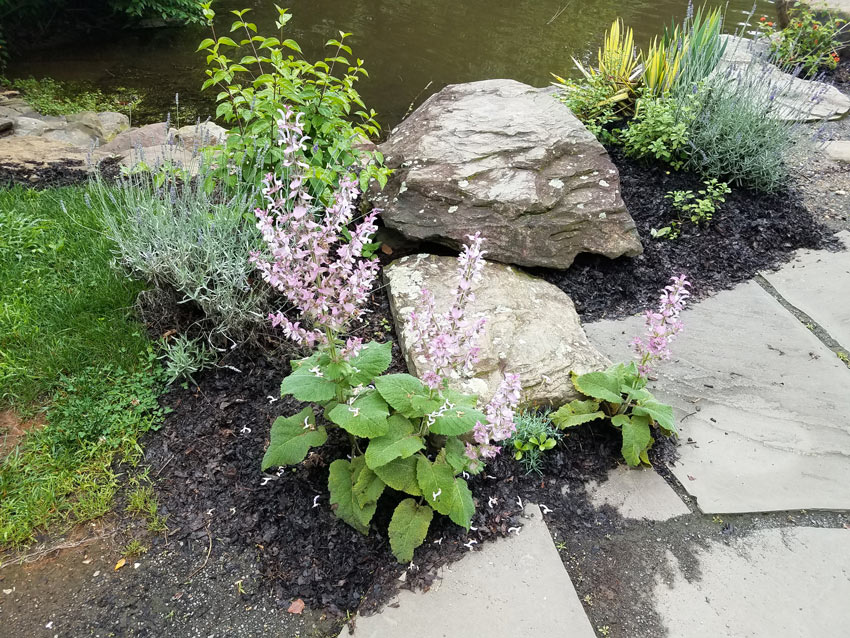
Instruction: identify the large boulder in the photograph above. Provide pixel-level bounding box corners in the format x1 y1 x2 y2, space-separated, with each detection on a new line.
373 79 642 270
174 121 227 150
99 122 168 154
96 111 130 141
716 35 850 121
384 253 611 406
0 136 91 169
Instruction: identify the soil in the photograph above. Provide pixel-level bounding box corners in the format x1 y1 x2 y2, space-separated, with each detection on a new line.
0 156 121 190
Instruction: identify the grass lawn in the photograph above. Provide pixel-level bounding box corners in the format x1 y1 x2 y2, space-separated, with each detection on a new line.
0 185 164 548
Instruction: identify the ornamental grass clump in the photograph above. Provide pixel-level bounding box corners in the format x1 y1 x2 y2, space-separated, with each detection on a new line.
255 109 519 563
552 275 689 466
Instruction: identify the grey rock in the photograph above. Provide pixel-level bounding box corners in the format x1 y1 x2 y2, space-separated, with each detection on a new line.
375 79 642 269
12 116 50 137
585 281 850 513
174 121 227 150
341 505 596 638
43 124 99 149
586 466 690 521
716 35 850 121
99 122 168 154
0 136 91 169
96 111 130 142
119 143 205 177
66 111 105 141
384 253 610 406
0 118 11 135
824 140 850 163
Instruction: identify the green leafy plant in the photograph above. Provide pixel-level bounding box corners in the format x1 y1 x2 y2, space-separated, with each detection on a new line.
621 91 700 169
552 363 676 467
1 76 143 118
508 410 561 475
197 4 389 195
653 178 731 239
758 4 845 77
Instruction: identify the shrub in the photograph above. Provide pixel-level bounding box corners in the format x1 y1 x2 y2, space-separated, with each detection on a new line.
552 275 689 466
197 4 390 196
0 76 144 118
88 153 269 344
254 110 520 563
758 5 845 77
621 91 700 169
653 178 731 239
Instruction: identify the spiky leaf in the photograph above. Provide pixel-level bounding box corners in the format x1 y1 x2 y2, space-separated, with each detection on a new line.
416 455 475 529
373 455 422 496
261 407 327 470
388 499 433 563
328 457 376 534
364 415 424 469
327 390 389 438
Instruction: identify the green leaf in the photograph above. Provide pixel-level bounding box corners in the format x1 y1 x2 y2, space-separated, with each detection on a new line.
551 399 605 429
444 437 468 473
261 407 327 470
429 406 487 436
571 368 624 404
197 38 215 51
328 457 376 534
347 341 392 385
633 399 676 435
352 464 386 509
327 390 389 438
416 456 475 529
374 374 430 418
373 455 422 496
620 414 652 467
280 359 337 402
388 499 433 563
365 415 424 469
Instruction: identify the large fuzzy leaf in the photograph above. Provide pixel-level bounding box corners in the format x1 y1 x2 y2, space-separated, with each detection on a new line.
352 463 386 509
551 399 605 429
633 399 676 435
429 406 487 436
346 341 393 385
261 407 327 470
374 374 431 418
571 368 623 404
364 414 424 469
416 455 474 529
388 499 433 563
328 457 376 534
280 360 337 402
373 455 422 496
327 389 389 438
616 414 652 467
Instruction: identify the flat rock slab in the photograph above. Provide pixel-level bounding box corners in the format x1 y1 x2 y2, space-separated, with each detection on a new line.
763 231 850 349
375 79 642 269
824 140 850 163
718 35 850 121
340 504 595 638
384 254 610 405
586 466 690 521
653 526 850 637
585 282 850 513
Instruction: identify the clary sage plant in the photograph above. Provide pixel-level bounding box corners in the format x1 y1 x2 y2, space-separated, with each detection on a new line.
252 108 519 563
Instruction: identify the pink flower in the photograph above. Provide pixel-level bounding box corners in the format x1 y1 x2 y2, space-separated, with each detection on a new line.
632 275 691 378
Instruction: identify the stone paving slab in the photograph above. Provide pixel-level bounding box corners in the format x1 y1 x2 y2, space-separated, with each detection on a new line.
762 231 850 350
586 466 690 521
653 526 850 637
339 504 595 638
585 281 850 513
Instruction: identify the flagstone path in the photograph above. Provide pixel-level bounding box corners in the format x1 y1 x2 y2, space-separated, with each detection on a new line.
342 232 850 638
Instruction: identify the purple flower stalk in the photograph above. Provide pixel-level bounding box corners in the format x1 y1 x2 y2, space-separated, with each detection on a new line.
250 106 380 353
465 373 522 466
631 275 691 378
407 233 487 389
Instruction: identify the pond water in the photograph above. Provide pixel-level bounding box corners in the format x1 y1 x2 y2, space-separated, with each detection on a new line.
8 0 775 129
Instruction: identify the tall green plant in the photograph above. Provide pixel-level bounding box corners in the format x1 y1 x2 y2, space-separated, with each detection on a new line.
197 4 389 195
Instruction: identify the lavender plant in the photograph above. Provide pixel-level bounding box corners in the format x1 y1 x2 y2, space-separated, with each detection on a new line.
254 110 519 563
552 275 690 466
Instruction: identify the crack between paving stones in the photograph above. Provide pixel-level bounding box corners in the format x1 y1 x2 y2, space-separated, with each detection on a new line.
755 274 850 368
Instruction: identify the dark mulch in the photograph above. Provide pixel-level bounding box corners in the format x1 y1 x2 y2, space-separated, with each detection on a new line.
143 283 645 617
536 149 840 321
0 156 121 190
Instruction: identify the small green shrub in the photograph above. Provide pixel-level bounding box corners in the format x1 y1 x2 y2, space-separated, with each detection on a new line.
653 178 731 239
1 76 143 118
553 363 677 467
508 410 561 475
159 335 216 385
88 161 270 344
621 92 699 169
197 4 389 196
758 5 845 77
